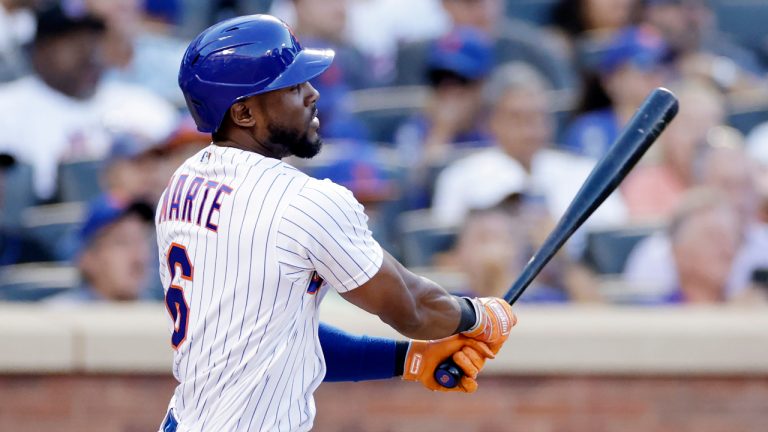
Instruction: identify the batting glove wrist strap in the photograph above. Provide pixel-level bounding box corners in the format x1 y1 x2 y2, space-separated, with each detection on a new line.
454 296 479 333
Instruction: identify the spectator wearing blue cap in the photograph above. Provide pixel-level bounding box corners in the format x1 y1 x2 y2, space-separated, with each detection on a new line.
561 25 671 159
394 27 494 210
99 134 164 205
46 198 155 304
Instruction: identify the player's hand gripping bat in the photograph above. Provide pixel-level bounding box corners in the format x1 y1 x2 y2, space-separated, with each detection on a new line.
435 87 680 388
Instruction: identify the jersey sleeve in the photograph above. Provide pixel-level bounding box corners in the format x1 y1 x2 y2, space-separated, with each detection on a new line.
276 178 384 292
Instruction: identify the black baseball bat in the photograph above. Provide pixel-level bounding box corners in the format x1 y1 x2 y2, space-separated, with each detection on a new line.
434 87 679 388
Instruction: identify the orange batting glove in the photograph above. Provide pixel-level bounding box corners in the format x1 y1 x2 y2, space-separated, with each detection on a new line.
462 297 516 353
402 334 495 393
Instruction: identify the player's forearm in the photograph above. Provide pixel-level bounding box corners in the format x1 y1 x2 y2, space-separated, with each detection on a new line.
387 273 472 340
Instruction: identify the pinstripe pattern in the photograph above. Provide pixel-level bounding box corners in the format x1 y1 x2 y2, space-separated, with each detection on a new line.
156 145 383 431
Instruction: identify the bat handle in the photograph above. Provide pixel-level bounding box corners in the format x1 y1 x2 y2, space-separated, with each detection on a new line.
434 359 463 389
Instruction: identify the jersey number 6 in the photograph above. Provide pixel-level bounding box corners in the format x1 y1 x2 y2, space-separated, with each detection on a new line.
165 243 193 349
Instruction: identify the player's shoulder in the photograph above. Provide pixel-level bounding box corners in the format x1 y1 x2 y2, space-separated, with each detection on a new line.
297 176 360 206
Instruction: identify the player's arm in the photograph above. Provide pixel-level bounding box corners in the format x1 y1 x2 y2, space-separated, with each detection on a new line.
319 322 493 392
340 251 473 340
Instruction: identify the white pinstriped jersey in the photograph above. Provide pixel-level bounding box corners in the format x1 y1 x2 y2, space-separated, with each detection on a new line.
155 144 383 432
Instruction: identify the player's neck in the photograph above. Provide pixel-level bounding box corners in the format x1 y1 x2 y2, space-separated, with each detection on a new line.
214 137 287 160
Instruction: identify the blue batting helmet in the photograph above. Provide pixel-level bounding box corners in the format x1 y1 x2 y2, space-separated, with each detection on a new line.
179 14 335 133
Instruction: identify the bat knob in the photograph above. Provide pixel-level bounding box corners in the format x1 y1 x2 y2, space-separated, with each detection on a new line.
435 360 462 388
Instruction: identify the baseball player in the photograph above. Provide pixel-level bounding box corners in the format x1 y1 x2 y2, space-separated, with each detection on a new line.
157 14 516 432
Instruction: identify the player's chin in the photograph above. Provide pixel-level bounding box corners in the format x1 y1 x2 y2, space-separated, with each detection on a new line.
290 134 323 159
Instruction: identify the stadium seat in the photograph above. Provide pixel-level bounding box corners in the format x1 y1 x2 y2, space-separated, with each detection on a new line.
1 162 36 228
57 160 104 203
583 225 661 275
0 263 78 301
20 202 86 262
398 209 458 268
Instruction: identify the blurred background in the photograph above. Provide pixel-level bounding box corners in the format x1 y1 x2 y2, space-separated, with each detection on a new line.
1 0 768 431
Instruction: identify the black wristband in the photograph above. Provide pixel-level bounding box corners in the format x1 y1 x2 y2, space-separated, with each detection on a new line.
394 341 410 376
455 296 477 334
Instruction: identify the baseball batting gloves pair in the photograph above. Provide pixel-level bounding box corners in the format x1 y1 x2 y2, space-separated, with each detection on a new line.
403 297 516 393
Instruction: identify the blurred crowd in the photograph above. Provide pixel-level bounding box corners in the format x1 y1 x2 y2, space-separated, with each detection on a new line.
0 0 767 306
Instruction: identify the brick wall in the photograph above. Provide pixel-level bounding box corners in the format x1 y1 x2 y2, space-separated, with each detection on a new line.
1 374 766 432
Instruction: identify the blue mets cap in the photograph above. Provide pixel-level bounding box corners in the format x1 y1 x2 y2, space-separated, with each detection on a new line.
597 26 670 75
78 196 154 251
427 27 494 82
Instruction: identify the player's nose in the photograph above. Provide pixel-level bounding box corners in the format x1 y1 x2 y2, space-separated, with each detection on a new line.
304 81 319 106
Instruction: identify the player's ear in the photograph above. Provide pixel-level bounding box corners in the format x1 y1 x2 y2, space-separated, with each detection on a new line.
229 101 258 128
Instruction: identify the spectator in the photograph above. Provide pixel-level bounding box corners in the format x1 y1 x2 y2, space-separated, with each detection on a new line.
46 198 155 304
562 25 671 159
697 129 768 299
99 134 163 205
621 79 725 221
448 207 527 299
0 3 177 201
624 135 768 302
0 0 37 82
643 0 765 91
442 206 579 303
431 62 627 229
667 189 741 303
395 26 494 210
394 0 575 92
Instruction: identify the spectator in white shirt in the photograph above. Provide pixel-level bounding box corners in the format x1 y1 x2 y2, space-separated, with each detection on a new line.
0 3 177 201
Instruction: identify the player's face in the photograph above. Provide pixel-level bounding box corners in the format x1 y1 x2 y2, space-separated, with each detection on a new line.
260 81 323 159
